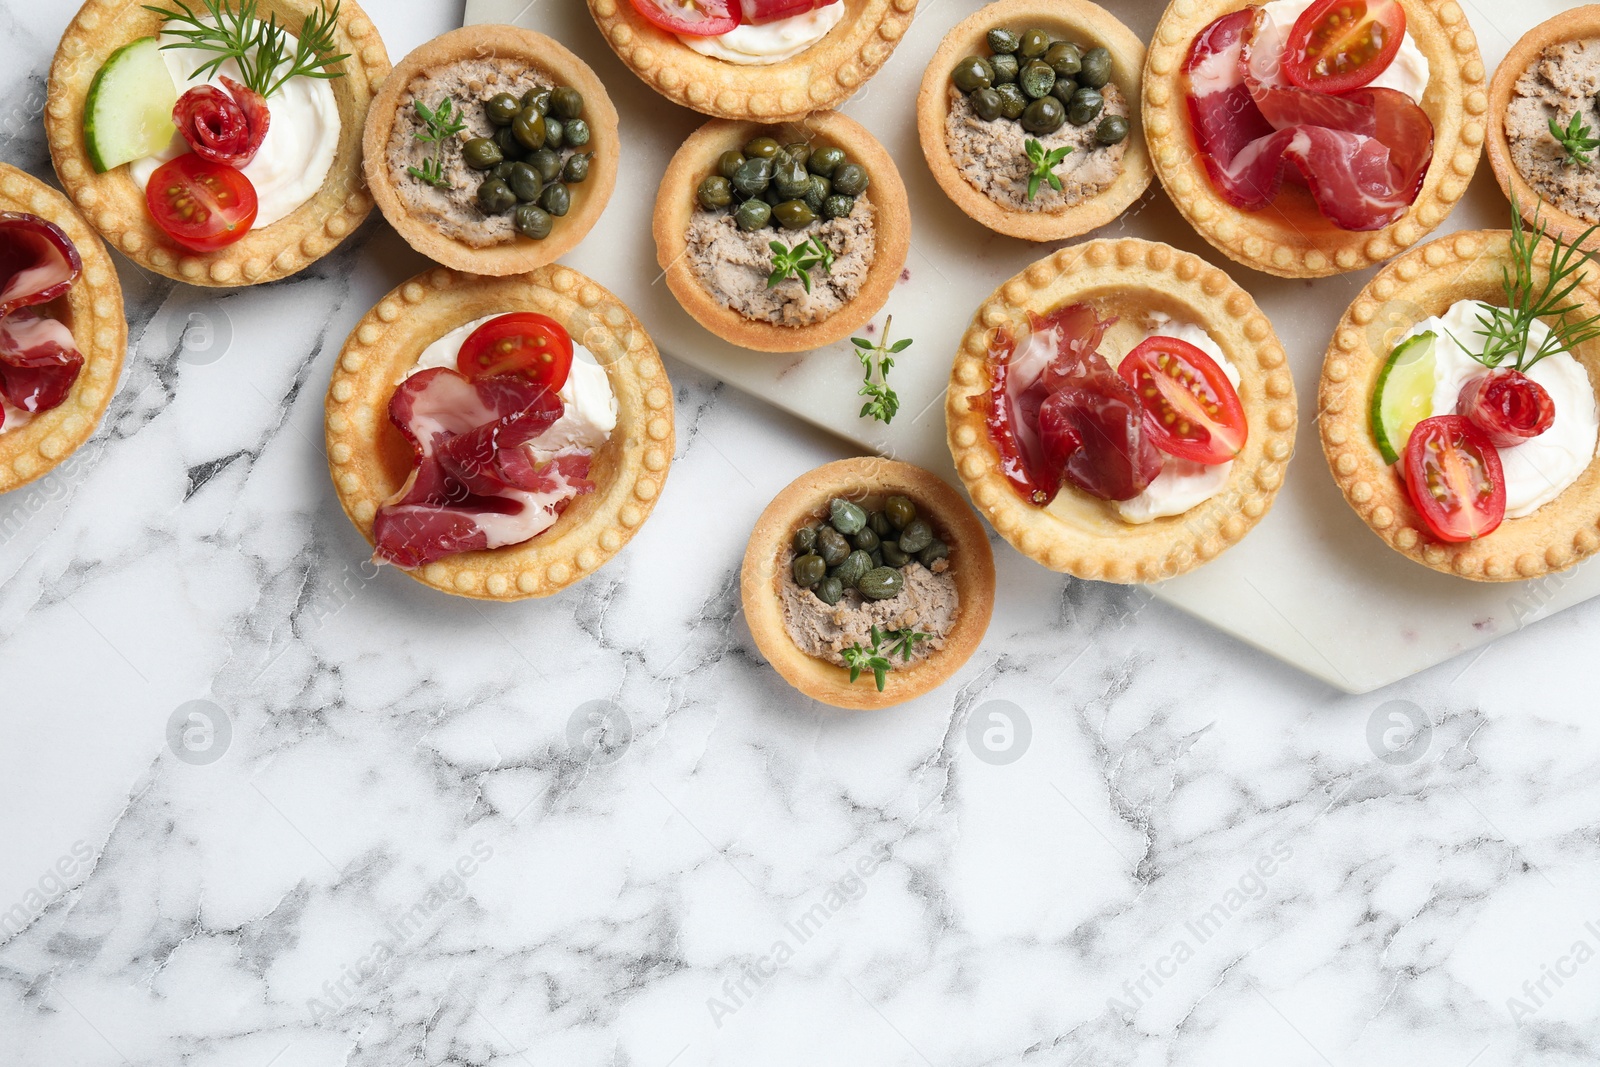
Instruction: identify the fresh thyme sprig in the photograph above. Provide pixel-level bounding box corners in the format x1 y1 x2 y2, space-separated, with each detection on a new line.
144 0 350 99
1550 110 1600 168
850 315 909 425
1024 137 1073 201
841 626 929 691
405 97 467 188
1460 196 1600 372
767 236 834 293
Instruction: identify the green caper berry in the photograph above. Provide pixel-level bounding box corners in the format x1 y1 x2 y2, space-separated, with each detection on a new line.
1079 46 1112 89
989 53 1019 86
1018 28 1051 58
995 82 1028 119
497 126 528 162
744 136 781 160
763 185 784 207
734 198 772 231
527 147 562 182
485 92 522 127
784 142 811 169
512 108 546 151
822 194 855 220
880 542 909 567
814 577 844 605
732 157 773 198
564 119 591 148
830 498 868 535
520 87 552 114
793 553 827 588
562 152 591 184
898 519 934 555
987 27 1020 54
853 526 880 552
802 174 829 212
1095 115 1130 146
550 86 584 120
1019 59 1056 99
793 526 818 554
869 548 884 569
816 526 850 567
1021 95 1066 134
971 88 1004 121
868 510 893 538
507 162 543 202
718 150 746 180
832 550 872 588
952 55 995 93
1044 40 1082 77
513 203 553 239
773 158 812 200
1068 87 1105 126
462 137 503 170
832 163 869 197
1050 77 1079 106
918 540 950 567
885 495 916 529
539 182 571 217
476 178 516 214
698 175 734 211
489 160 517 182
808 145 846 177
543 117 565 150
773 199 816 229
858 567 905 601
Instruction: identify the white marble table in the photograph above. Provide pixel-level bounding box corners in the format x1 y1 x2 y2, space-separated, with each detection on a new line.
3 1 1600 1064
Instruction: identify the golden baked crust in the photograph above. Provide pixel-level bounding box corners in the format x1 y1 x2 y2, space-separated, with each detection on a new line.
916 0 1152 242
363 25 620 276
324 265 674 600
1487 6 1600 251
0 164 126 495
1142 0 1486 279
45 0 388 287
945 237 1296 582
1318 229 1600 581
653 111 910 354
741 458 995 710
587 0 917 122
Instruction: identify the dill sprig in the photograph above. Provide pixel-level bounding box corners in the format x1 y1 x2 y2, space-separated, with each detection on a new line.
143 0 350 99
405 98 467 188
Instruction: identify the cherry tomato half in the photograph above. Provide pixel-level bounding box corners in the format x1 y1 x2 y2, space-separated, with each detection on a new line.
145 153 258 253
1402 415 1506 543
1116 335 1248 465
1283 0 1407 95
628 0 740 36
457 313 574 392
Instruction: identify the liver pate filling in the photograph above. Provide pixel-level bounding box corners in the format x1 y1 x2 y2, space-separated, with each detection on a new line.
1508 39 1600 225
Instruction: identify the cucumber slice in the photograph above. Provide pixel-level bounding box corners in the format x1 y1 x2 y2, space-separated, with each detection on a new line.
1371 331 1438 465
84 37 179 173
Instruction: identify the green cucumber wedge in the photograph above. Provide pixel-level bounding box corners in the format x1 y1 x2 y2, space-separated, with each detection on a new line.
1371 330 1438 465
83 37 179 173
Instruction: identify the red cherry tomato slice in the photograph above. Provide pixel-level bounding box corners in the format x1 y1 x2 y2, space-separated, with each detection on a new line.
1116 335 1248 465
456 313 574 392
1402 415 1506 543
628 0 740 36
145 153 258 252
1283 0 1407 95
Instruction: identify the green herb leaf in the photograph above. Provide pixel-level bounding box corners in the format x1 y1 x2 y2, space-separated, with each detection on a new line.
144 0 349 99
404 97 466 189
1551 110 1600 168
766 237 833 293
841 626 928 691
1466 195 1600 371
1023 137 1073 202
849 314 908 426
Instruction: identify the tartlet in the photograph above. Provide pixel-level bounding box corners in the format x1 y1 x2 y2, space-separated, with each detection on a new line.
324 265 674 600
1487 6 1600 250
45 0 388 287
0 164 126 496
946 237 1297 582
741 458 995 710
587 0 917 122
917 0 1152 242
1319 229 1600 581
363 25 620 276
1142 0 1487 279
654 111 910 353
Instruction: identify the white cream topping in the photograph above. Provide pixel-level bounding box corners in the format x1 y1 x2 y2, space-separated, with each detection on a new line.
0 399 32 435
679 5 845 65
1257 0 1431 104
1395 299 1599 520
406 314 618 460
129 20 342 228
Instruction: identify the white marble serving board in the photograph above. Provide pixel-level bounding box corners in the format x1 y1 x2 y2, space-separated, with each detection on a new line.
466 0 1583 693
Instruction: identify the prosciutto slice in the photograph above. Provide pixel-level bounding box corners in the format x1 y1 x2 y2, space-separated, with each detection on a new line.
1183 7 1433 232
0 213 81 319
0 214 83 427
372 368 595 568
173 77 270 168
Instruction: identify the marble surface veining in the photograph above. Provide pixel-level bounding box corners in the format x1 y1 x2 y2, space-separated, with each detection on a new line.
3 1 1600 1064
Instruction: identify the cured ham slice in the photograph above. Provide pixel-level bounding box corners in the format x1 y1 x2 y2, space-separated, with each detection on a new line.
0 214 84 425
174 77 271 168
0 213 81 320
1183 6 1433 232
372 368 595 568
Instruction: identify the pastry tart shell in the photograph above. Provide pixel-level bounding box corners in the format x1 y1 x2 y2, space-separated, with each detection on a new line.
587 0 918 122
916 0 1152 242
1141 0 1487 279
363 25 620 277
0 164 126 496
1486 6 1600 252
45 0 388 288
945 237 1297 583
1318 229 1600 581
741 458 995 711
324 265 675 600
653 111 910 354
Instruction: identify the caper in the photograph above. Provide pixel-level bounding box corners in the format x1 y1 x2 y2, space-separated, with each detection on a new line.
784 142 811 169
830 498 868 535
1079 46 1112 89
520 87 552 114
808 145 846 177
853 526 880 552
732 157 773 198
822 194 855 220
1021 59 1057 99
803 174 830 213
832 550 872 588
815 577 844 605
858 567 905 601
507 162 543 202
551 86 584 120
744 136 781 160
1050 77 1079 106
489 160 517 182
1095 115 1130 146
1018 28 1051 59
463 137 503 170
971 88 1004 121
763 185 784 207
494 126 523 161
564 118 591 148
832 162 869 198
793 526 818 554
880 542 909 567
869 548 884 569
793 553 826 588
1068 87 1104 126
773 158 812 200
527 147 562 182
698 175 734 211
734 198 772 231
989 53 1019 86
884 495 916 529
538 181 569 216
773 199 816 229
816 526 850 566
513 203 553 239
952 55 995 93
868 510 893 538
512 108 547 151
718 150 746 180
486 92 522 127
987 27 1020 54
562 152 591 184
544 117 565 150
1045 40 1082 77
918 540 950 567
476 178 516 214
995 82 1028 119
898 519 934 555
1021 95 1066 134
